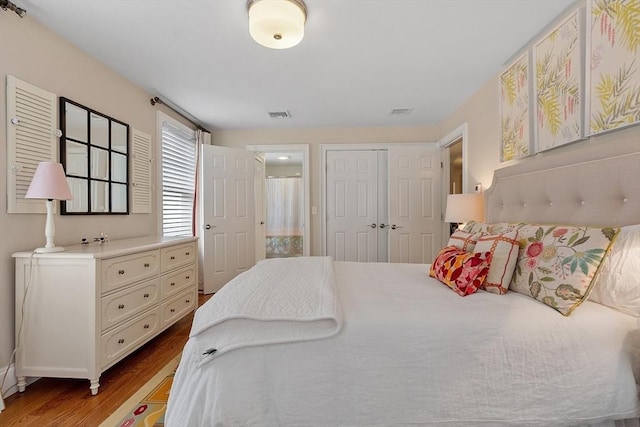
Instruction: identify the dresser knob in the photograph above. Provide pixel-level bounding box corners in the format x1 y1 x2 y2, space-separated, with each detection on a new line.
118 269 125 275
170 308 176 313
144 263 150 268
118 338 125 344
186 276 190 280
186 299 191 303
143 324 150 329
143 293 149 298
118 304 125 309
170 256 175 260
170 282 175 286
185 252 190 256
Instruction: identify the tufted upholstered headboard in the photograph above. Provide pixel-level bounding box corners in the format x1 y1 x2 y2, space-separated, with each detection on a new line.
485 147 640 228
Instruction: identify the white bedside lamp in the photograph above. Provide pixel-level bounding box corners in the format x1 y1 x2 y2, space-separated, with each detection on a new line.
25 162 73 253
445 193 484 230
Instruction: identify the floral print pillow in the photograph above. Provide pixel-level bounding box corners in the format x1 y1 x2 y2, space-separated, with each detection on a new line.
430 246 492 297
510 224 619 316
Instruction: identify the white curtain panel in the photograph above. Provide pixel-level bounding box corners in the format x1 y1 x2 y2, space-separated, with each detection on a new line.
266 177 303 236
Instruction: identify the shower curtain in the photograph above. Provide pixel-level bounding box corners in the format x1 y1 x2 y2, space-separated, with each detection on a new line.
265 177 303 257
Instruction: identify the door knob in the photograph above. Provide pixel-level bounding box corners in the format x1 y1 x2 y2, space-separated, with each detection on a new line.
260 221 265 225
368 223 377 228
379 224 386 229
391 224 403 230
205 224 217 230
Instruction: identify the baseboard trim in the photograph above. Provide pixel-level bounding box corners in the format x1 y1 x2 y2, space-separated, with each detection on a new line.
1 363 39 399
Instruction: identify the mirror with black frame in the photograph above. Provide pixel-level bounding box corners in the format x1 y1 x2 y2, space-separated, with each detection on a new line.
60 97 129 214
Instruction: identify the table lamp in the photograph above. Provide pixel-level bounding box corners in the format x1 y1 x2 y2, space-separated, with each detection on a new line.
25 162 73 253
445 193 484 230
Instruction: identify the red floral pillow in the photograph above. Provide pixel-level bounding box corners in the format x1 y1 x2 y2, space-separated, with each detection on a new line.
430 246 492 296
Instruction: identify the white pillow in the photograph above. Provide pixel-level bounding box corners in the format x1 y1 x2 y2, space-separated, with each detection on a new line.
474 230 519 295
589 224 640 317
447 230 481 252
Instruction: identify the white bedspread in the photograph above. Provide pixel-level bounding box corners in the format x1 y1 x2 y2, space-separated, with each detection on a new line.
189 256 341 365
167 260 640 426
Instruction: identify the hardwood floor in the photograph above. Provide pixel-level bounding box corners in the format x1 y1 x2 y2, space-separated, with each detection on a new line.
0 294 210 427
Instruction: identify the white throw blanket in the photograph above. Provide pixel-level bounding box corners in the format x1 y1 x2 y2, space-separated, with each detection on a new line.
190 256 342 366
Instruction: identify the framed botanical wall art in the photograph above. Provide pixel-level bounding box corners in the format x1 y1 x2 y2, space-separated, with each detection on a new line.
587 0 640 136
499 53 531 161
533 9 584 152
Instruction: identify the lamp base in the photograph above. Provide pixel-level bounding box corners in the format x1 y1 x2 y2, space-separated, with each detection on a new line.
34 246 65 254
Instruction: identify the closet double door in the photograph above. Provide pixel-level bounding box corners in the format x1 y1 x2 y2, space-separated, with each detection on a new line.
326 145 442 264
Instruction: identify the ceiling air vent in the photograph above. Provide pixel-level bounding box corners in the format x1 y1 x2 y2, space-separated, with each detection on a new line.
390 108 413 115
268 111 291 119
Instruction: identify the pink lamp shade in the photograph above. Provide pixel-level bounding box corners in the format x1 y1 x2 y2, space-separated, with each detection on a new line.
445 193 484 223
25 162 73 201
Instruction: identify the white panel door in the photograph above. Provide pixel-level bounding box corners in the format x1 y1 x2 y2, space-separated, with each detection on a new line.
201 145 256 294
388 145 442 264
326 150 379 262
376 150 389 262
254 155 266 263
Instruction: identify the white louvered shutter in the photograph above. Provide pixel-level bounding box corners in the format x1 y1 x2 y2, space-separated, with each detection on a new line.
6 75 57 213
161 122 196 237
131 128 152 213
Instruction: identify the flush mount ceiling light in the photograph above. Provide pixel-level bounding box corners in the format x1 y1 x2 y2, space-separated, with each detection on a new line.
247 0 307 49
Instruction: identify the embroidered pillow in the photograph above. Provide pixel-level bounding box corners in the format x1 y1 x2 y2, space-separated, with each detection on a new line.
589 224 640 317
430 246 491 297
447 230 481 252
463 221 524 235
510 224 619 316
474 230 519 295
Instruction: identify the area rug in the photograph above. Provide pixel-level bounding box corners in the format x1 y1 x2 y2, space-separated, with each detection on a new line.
99 354 181 427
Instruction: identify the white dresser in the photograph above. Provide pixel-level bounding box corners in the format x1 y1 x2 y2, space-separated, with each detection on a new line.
13 236 198 395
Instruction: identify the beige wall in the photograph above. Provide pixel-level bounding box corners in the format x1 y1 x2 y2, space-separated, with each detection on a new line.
0 14 192 373
213 126 440 257
439 75 640 192
265 164 303 177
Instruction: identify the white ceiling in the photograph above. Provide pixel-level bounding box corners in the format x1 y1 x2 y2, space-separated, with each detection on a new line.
18 0 577 131
264 152 303 165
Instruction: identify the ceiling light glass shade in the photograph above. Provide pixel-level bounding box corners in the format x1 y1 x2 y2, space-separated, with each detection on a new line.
248 0 307 49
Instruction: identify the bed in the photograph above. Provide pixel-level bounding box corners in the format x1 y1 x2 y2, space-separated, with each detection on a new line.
167 148 640 426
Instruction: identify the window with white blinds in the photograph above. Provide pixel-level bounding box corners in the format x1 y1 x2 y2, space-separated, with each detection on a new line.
161 121 196 237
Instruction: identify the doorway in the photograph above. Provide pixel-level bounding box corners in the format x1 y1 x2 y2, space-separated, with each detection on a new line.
438 123 468 241
246 144 310 257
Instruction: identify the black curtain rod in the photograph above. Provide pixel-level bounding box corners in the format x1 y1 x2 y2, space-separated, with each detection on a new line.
150 96 209 132
0 0 27 17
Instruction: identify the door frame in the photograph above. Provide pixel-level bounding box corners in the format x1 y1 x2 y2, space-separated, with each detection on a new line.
320 142 436 257
246 144 311 256
438 122 469 242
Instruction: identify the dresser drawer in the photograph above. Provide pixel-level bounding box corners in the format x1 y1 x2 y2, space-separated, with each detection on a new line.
101 307 160 369
161 242 197 272
161 265 196 299
101 250 160 293
101 278 160 331
161 288 197 329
